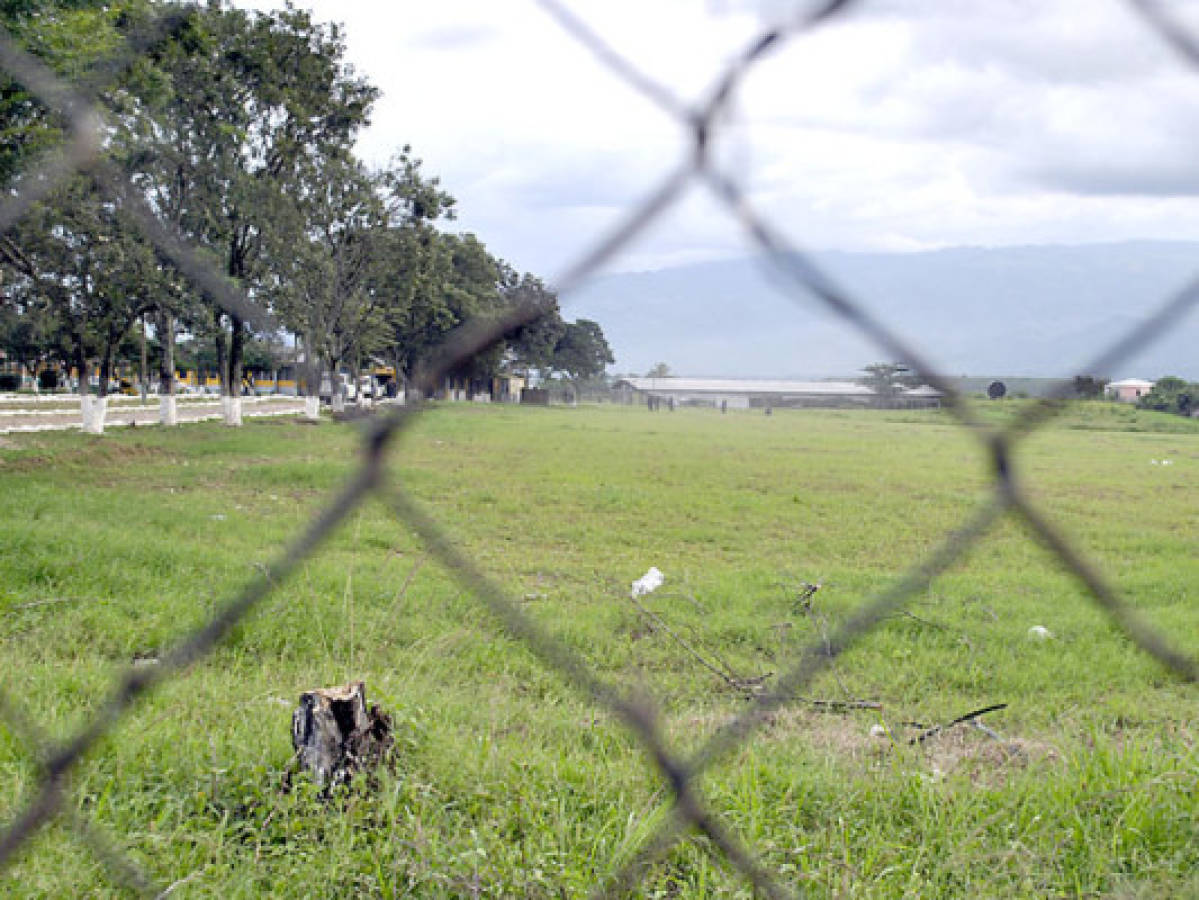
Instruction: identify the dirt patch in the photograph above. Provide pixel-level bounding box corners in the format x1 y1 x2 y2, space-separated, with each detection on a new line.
670 706 1061 786
918 728 1060 786
673 707 889 766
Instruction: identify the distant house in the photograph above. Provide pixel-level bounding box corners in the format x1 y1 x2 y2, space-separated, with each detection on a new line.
492 373 525 403
435 373 526 403
612 377 941 409
1106 378 1155 403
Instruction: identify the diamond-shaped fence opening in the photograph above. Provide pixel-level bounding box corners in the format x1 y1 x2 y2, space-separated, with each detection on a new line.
0 1 1195 897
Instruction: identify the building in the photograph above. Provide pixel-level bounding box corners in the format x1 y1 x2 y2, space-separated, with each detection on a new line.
612 377 941 409
439 373 526 402
1106 378 1155 403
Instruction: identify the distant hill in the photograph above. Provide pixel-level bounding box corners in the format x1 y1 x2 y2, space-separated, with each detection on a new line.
564 242 1199 380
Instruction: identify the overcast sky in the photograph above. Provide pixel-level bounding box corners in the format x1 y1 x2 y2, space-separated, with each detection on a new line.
233 0 1199 282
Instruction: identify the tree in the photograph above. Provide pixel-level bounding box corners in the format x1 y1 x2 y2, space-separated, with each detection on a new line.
129 1 378 423
858 362 919 405
646 362 670 378
0 288 59 383
502 267 564 376
1072 375 1108 399
2 1 574 421
379 230 507 395
439 233 507 388
3 171 162 430
269 156 389 412
1138 376 1198 417
0 0 157 417
0 0 128 191
551 319 614 396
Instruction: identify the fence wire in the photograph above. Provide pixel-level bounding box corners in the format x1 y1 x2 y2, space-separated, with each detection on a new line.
1 1 1197 896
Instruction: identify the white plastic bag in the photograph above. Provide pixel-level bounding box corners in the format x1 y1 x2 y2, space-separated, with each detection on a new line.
630 566 664 598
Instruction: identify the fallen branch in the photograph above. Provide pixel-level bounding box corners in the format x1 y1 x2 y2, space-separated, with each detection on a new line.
778 696 882 712
791 582 859 699
888 609 951 631
910 703 1008 745
627 594 768 696
970 719 1005 742
390 553 427 610
886 609 975 650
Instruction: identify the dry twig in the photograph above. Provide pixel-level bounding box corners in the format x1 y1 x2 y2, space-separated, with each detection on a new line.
910 703 1008 745
627 594 770 696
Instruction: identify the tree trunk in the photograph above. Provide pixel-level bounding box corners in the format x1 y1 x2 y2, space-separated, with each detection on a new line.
228 313 244 394
75 343 99 435
290 682 393 788
329 360 346 413
223 314 244 426
221 394 243 426
139 314 148 404
303 395 321 420
391 350 406 405
89 346 115 435
354 348 370 408
299 338 321 421
213 309 228 395
158 309 177 426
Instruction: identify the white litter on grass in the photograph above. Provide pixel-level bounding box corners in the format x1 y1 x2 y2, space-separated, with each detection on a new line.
631 566 664 598
1027 625 1053 640
869 723 888 738
1150 459 1174 466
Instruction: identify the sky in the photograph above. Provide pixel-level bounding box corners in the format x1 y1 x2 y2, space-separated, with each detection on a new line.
231 0 1199 284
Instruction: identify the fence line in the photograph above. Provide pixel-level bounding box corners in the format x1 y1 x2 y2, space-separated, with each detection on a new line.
1 1 1196 896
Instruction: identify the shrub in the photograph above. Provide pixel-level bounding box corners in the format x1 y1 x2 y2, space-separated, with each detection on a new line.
1137 376 1199 417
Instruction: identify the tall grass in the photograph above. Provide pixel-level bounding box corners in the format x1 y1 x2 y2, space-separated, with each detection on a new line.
0 403 1194 896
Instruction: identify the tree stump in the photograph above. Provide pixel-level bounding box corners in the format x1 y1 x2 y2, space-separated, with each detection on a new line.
290 681 394 787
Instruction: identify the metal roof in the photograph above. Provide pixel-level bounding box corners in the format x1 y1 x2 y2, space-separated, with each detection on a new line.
614 377 940 397
1106 378 1155 388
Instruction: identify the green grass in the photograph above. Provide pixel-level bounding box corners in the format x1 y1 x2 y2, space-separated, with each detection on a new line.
0 403 1195 897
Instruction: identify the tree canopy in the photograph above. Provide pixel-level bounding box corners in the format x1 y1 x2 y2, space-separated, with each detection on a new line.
0 0 614 404
1137 376 1198 417
858 362 919 397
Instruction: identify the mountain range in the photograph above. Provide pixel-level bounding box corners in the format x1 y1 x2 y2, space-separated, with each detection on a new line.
563 242 1199 381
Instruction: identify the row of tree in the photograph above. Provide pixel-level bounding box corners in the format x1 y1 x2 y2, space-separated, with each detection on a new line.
0 0 612 425
1137 376 1198 417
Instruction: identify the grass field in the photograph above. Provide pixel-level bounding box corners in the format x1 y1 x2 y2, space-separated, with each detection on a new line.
0 402 1195 897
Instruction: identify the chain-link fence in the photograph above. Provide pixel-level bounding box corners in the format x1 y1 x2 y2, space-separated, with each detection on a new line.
1 1 1196 896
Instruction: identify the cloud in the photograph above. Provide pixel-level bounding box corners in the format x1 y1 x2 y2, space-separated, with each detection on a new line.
234 0 1199 274
1029 161 1199 198
406 24 498 51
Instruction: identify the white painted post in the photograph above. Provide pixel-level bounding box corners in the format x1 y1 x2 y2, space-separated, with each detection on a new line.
83 396 107 435
221 395 243 426
159 395 177 426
